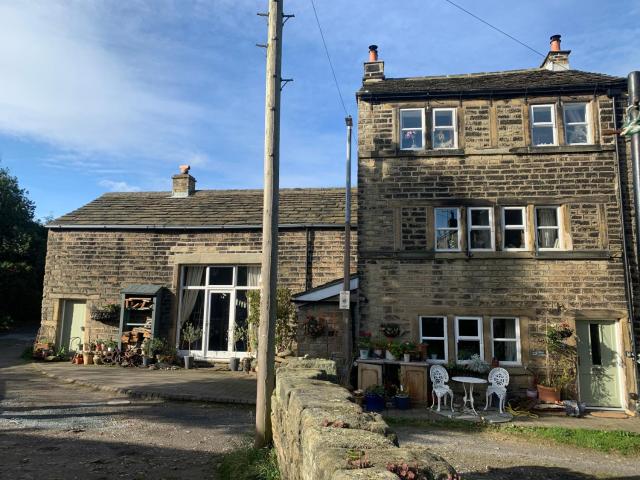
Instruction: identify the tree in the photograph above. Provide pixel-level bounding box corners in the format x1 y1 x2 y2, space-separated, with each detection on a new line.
0 167 47 329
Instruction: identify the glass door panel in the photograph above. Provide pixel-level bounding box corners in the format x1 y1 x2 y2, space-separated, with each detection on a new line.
234 290 249 352
178 290 205 354
207 292 231 353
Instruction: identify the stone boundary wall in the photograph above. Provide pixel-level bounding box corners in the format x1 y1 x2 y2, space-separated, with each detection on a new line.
271 358 457 480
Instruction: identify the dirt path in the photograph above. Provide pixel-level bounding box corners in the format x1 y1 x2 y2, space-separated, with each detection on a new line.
0 333 254 480
396 426 640 479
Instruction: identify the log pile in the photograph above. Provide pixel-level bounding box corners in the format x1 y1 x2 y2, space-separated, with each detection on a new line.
124 297 152 310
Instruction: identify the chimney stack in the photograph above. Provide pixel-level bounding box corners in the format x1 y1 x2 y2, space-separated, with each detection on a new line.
540 34 571 71
172 165 196 197
363 44 384 83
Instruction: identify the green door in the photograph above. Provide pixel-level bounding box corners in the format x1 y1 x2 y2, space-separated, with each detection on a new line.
576 321 621 407
60 300 86 352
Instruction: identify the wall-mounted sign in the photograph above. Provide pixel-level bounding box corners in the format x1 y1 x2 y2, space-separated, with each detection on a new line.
339 291 350 310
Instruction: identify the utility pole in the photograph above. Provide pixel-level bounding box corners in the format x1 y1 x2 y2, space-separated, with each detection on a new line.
340 116 353 383
255 0 283 449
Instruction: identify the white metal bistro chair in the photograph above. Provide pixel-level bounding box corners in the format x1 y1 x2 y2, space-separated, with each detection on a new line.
484 367 510 414
430 365 454 412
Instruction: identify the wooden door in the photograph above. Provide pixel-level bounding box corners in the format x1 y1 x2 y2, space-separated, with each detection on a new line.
401 365 428 403
576 321 621 407
60 300 86 352
358 363 382 391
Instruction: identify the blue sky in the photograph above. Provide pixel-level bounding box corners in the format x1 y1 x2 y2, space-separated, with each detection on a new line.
1 0 639 220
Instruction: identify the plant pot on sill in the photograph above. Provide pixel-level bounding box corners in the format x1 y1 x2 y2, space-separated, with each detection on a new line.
359 349 369 360
403 353 411 363
385 350 397 361
184 355 193 369
537 384 561 403
373 349 383 359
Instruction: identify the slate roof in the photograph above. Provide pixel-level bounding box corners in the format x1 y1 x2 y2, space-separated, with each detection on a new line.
49 188 357 229
358 69 626 99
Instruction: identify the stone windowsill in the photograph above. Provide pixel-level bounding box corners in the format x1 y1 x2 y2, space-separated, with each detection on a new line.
361 250 611 261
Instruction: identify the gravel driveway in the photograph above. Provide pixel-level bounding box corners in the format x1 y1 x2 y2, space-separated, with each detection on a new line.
0 333 254 480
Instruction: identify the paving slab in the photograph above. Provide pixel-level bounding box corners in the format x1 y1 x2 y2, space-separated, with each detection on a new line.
32 360 257 405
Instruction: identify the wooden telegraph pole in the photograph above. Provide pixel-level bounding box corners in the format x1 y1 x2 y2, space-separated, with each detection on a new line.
255 0 283 448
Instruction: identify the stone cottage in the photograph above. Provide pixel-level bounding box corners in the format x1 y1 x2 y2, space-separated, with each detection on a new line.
356 37 638 410
39 168 356 362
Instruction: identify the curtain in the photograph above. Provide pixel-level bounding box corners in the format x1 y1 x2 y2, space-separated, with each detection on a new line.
503 320 517 362
537 209 559 248
179 266 205 331
247 266 261 287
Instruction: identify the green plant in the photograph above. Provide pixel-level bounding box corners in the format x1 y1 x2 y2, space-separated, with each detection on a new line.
218 443 280 480
371 335 387 350
181 323 202 356
244 288 297 354
400 341 417 355
148 337 166 356
387 341 404 358
105 338 118 350
357 336 371 349
365 384 386 397
467 354 490 374
542 322 576 391
0 315 14 331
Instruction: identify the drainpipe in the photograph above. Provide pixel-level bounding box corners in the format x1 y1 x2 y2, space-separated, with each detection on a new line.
626 71 640 407
612 93 640 408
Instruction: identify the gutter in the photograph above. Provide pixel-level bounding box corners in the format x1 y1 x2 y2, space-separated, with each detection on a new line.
46 223 357 231
357 82 627 101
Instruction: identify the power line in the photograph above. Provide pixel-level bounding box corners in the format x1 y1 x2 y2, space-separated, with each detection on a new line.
309 0 349 116
442 0 568 70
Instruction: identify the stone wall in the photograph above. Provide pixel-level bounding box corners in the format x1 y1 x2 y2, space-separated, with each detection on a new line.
271 358 457 480
356 92 638 406
40 228 357 346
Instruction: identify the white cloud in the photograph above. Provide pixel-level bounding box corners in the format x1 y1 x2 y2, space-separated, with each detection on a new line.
98 179 141 193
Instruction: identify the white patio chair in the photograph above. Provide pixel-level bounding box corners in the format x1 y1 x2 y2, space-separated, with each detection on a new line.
484 367 509 414
430 365 454 412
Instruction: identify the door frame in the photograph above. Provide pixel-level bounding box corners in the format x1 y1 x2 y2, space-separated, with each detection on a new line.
58 299 88 352
576 318 626 410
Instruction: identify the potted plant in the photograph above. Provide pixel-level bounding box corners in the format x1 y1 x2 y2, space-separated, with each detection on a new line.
141 339 152 367
386 341 403 361
105 338 117 352
371 336 386 358
364 385 386 412
380 323 401 339
357 334 371 359
467 354 490 377
400 341 417 362
181 324 202 369
538 322 576 402
394 374 411 409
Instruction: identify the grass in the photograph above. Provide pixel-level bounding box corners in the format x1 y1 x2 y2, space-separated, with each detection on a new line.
385 416 640 456
218 443 280 480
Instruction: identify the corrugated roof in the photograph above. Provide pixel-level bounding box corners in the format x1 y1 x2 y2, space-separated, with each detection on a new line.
48 188 357 229
358 69 625 99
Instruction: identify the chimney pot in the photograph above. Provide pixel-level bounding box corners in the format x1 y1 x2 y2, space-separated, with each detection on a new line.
550 34 562 52
368 45 378 62
172 166 196 197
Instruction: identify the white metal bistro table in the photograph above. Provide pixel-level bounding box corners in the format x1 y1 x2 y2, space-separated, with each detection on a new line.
451 376 487 416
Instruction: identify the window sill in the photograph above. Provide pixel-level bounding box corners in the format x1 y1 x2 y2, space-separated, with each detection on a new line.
395 148 466 157
510 144 615 154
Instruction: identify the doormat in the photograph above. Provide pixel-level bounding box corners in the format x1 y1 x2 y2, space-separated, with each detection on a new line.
588 411 629 419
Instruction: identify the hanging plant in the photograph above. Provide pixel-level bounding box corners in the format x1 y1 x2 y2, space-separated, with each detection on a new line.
380 323 401 338
90 304 120 322
304 316 326 338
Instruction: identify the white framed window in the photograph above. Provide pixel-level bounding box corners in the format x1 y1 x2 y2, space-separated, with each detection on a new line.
434 207 461 251
432 108 457 149
531 104 557 146
535 206 563 250
564 103 590 145
419 316 448 363
502 207 528 251
455 316 483 364
468 207 494 251
400 108 425 150
491 317 521 365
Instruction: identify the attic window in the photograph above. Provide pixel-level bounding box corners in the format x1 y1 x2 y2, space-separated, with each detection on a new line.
400 109 424 150
564 103 589 145
432 108 457 149
531 104 557 146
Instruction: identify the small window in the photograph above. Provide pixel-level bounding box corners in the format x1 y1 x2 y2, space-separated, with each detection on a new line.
564 103 589 145
455 316 483 363
535 206 562 250
400 109 424 150
589 323 602 366
419 316 448 363
208 266 234 286
502 207 527 251
435 207 460 251
531 104 557 146
468 207 494 251
491 317 521 365
432 108 457 149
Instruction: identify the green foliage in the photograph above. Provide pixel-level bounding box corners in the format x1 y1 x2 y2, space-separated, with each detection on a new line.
181 323 202 354
218 444 280 480
241 288 296 354
542 322 576 390
387 341 404 358
0 166 47 326
365 384 386 397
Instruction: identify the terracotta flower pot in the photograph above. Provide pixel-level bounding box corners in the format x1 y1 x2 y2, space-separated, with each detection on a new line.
537 384 560 403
